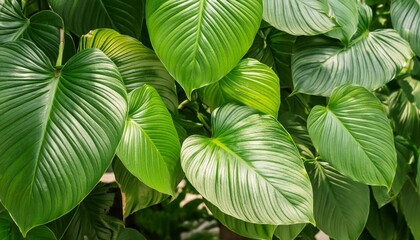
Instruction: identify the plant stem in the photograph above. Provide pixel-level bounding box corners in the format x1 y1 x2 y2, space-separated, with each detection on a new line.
56 28 65 67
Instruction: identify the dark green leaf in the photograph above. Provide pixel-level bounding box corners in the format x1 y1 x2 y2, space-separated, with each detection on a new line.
391 0 420 55
366 199 397 240
274 224 306 240
181 104 314 225
0 212 56 239
118 228 146 240
307 85 397 187
146 1 262 98
400 182 420 239
0 40 127 233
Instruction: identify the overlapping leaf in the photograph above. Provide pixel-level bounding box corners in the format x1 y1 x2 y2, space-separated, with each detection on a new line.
200 58 280 117
366 200 397 240
400 182 420 239
391 0 420 55
306 161 369 240
181 104 314 225
0 40 127 233
146 1 262 97
307 85 397 187
274 224 306 240
116 85 180 196
0 212 56 239
48 0 144 38
79 29 178 112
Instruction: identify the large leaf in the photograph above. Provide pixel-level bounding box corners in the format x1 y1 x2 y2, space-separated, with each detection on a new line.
48 0 144 38
200 58 280 117
181 104 314 225
0 0 64 62
0 212 56 239
400 182 420 239
262 0 336 36
0 40 127 233
293 24 413 96
307 85 397 187
146 1 262 98
324 0 358 44
391 0 420 55
205 201 276 240
116 85 180 196
113 158 168 218
79 28 178 112
366 199 397 240
306 160 369 240
274 224 306 240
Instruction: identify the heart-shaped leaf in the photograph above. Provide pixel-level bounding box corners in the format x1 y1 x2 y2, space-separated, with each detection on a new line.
307 85 397 187
0 40 127 234
48 0 144 38
200 58 280 117
181 104 314 225
391 0 420 55
306 160 369 240
79 28 178 112
146 1 262 98
0 212 56 239
116 85 180 196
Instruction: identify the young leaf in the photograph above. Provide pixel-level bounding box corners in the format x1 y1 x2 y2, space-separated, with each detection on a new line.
181 104 314 225
0 40 127 234
146 1 262 98
113 158 168 218
274 224 306 240
306 161 369 240
205 201 277 240
48 0 144 38
200 58 280 117
391 0 420 55
79 28 178 112
307 85 397 187
0 212 56 240
400 182 420 239
116 85 181 196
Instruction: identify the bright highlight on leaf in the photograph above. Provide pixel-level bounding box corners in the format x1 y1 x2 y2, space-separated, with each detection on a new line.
307 85 397 188
181 104 314 225
146 0 262 98
391 0 420 56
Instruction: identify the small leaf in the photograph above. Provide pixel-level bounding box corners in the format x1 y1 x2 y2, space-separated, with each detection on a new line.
274 224 306 240
0 212 56 239
116 85 181 196
113 158 168 218
399 182 420 239
205 201 276 240
200 58 280 117
391 0 420 55
307 85 397 187
181 103 314 225
306 160 369 240
146 0 262 97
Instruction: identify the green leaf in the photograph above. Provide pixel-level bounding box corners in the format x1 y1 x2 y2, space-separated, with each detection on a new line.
146 1 262 98
274 224 306 240
293 31 413 96
116 85 181 196
366 199 397 240
79 28 178 113
200 58 280 117
391 0 420 56
118 228 146 240
0 204 4 214
0 212 56 239
181 103 314 225
0 40 127 234
0 0 64 63
324 0 358 44
48 0 144 38
400 182 420 239
262 0 336 36
113 158 168 218
306 160 369 240
307 85 397 187
55 183 124 240
205 201 276 240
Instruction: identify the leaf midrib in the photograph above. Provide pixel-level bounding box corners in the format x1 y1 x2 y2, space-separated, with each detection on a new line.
191 0 207 65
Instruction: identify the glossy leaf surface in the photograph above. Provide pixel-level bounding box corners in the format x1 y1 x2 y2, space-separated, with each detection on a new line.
391 0 420 55
181 104 314 225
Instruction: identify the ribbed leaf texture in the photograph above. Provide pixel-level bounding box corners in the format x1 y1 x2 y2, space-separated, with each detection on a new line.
0 212 56 239
391 0 420 55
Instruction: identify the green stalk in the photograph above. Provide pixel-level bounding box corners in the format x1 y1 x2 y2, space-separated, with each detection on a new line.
56 28 65 67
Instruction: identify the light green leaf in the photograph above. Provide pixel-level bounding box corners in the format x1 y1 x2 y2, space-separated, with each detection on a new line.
293 31 413 96
205 201 276 240
200 58 280 117
0 212 56 239
181 104 314 225
324 0 358 44
400 182 420 239
307 85 397 187
366 199 397 240
0 40 127 234
262 0 336 36
113 158 168 218
306 160 369 240
116 85 181 196
48 0 144 38
118 228 146 240
391 0 420 55
274 224 306 240
79 28 178 112
146 1 262 98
